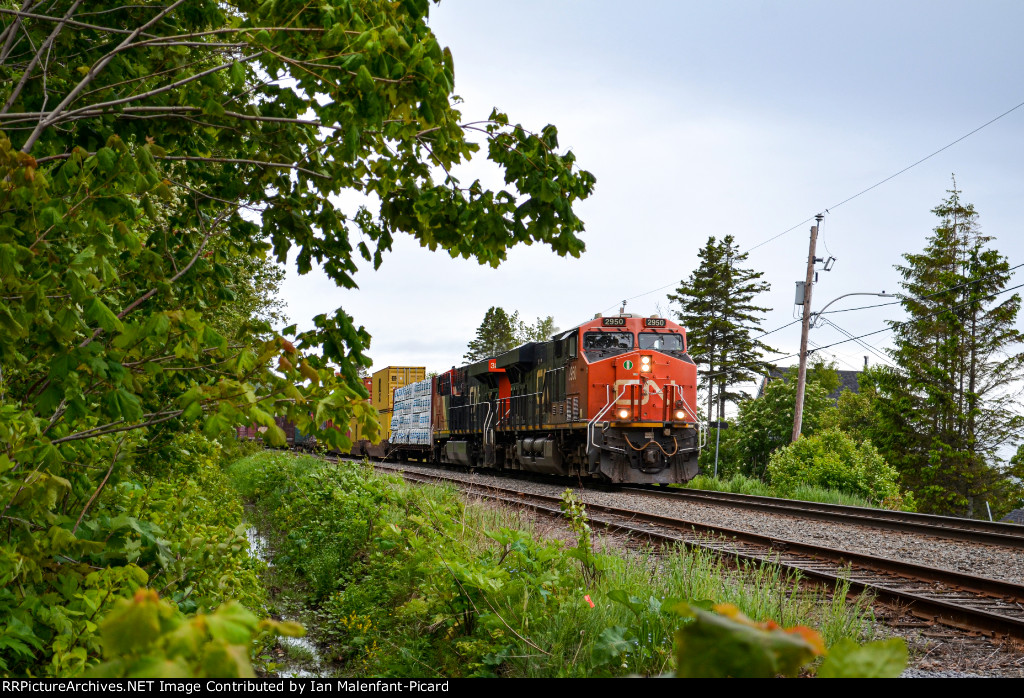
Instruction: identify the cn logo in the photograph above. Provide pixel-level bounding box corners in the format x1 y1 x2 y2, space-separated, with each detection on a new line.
613 379 664 405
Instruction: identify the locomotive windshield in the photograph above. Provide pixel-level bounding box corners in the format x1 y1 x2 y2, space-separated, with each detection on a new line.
639 333 684 351
582 331 633 360
584 332 633 351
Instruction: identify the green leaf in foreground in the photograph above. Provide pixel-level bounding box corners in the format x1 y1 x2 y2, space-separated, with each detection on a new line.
817 638 907 678
674 603 825 678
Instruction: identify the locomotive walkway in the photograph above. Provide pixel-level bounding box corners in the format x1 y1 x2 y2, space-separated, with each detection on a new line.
363 459 1024 642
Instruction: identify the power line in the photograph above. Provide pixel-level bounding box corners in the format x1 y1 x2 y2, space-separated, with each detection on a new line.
603 96 1024 309
747 217 817 253
819 262 1024 317
753 317 802 340
807 337 860 371
823 98 1024 214
770 279 1024 364
819 318 895 367
660 267 1021 367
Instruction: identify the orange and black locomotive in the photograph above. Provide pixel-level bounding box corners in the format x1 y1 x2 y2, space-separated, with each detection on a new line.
384 312 705 484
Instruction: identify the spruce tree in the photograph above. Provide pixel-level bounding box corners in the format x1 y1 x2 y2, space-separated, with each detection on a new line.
668 235 775 423
464 307 522 361
874 185 1024 516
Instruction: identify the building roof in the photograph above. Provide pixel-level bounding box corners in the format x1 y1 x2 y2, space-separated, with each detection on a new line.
1001 508 1024 525
756 367 861 402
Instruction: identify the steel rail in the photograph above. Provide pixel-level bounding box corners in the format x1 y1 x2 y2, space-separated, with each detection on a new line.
620 486 1024 548
366 462 1024 640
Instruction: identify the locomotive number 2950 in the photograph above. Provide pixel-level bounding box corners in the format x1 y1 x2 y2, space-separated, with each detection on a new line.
602 317 627 327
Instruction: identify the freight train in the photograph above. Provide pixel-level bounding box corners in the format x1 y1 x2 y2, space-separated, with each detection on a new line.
243 313 706 484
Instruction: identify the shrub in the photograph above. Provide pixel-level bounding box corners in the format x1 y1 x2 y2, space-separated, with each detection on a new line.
766 428 903 503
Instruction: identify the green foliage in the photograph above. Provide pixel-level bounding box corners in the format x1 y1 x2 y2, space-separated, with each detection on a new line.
464 309 558 361
525 316 560 343
673 604 905 678
231 452 579 676
684 472 916 510
686 473 776 497
231 451 885 678
817 637 908 678
0 1 593 676
668 235 775 422
591 590 701 674
674 603 824 678
89 590 302 678
708 361 839 478
826 369 883 443
766 428 907 505
872 185 1024 516
464 307 523 361
0 430 264 675
107 432 266 614
559 488 602 583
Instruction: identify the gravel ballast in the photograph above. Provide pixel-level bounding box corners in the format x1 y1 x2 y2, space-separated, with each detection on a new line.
380 461 1024 585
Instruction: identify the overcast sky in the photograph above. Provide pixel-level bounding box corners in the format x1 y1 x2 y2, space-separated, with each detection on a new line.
279 0 1024 385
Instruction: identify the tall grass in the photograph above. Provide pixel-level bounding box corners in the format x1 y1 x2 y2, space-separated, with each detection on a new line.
229 451 877 678
502 545 874 677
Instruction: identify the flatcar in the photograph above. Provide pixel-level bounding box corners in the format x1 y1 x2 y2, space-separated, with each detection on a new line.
368 312 706 484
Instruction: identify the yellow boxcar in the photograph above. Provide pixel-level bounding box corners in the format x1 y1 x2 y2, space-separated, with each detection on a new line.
370 366 426 411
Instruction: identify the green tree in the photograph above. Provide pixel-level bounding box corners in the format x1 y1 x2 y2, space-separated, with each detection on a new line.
464 306 522 361
520 315 559 343
668 235 774 424
0 0 593 675
710 362 839 478
873 186 1024 516
209 252 288 342
766 428 903 504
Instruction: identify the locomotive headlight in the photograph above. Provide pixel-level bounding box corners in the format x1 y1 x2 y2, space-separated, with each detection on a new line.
640 355 652 372
675 410 686 420
617 408 630 420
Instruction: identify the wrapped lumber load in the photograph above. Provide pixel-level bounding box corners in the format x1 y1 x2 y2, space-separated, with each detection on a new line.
390 377 433 446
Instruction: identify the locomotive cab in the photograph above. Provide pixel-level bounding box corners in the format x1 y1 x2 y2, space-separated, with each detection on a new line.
574 313 705 483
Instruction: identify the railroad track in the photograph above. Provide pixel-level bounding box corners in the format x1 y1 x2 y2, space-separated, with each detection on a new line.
365 460 1024 641
621 485 1024 548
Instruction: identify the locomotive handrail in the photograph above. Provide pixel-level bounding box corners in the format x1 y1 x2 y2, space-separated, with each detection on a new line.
481 400 494 448
493 397 512 429
504 392 541 429
587 384 629 455
668 383 708 450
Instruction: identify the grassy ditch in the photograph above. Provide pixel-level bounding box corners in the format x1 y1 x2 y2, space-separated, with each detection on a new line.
229 451 880 678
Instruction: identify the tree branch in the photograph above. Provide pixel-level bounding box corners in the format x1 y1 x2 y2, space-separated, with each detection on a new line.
2 0 85 115
77 206 232 351
0 6 143 36
72 434 127 533
54 51 262 123
21 0 188 153
53 410 184 445
0 0 36 62
157 155 328 179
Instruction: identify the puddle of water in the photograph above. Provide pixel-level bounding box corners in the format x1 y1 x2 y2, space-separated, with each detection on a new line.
245 526 271 565
246 525 326 678
277 635 324 678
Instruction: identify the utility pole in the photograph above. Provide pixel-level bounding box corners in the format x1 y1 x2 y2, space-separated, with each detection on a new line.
791 214 823 442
